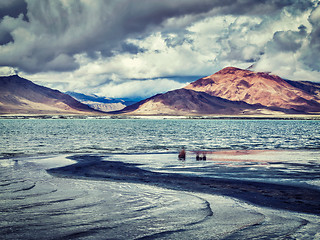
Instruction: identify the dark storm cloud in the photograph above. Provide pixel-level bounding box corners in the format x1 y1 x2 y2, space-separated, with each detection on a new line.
0 31 13 45
0 0 27 45
212 0 314 16
268 25 307 53
119 42 146 55
0 0 28 19
1 0 226 73
0 0 316 74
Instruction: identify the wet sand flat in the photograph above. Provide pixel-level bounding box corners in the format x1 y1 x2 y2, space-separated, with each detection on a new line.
1 151 320 239
47 151 320 216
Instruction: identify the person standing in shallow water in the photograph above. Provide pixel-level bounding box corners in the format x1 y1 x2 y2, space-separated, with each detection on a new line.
178 148 186 160
202 152 206 161
196 151 206 161
196 152 201 161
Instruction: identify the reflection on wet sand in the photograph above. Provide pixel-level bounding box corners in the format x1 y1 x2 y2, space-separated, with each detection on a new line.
1 152 320 239
47 153 320 216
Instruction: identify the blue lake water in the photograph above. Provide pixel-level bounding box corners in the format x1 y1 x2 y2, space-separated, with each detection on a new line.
1 119 320 158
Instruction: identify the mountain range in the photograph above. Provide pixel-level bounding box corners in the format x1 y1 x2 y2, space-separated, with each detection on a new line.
0 75 102 115
66 92 139 112
1 67 320 116
185 67 320 113
113 67 320 115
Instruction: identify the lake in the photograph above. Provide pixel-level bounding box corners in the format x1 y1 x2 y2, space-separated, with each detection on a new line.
1 119 320 239
1 119 320 158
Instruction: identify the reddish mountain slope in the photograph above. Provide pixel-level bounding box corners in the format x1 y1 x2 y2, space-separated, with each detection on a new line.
113 88 286 115
0 75 103 115
184 67 320 113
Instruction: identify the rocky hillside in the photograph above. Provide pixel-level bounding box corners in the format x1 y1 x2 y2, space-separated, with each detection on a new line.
0 75 103 115
113 88 290 116
113 67 320 115
184 67 320 113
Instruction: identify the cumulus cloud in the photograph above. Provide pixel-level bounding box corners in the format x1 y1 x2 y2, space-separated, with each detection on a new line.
0 0 319 98
0 0 224 73
300 5 320 70
97 78 186 98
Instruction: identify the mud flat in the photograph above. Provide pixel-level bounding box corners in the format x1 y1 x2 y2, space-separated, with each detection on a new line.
1 152 320 239
47 153 320 216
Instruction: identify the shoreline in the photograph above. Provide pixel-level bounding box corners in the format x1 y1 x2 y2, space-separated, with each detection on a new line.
47 154 320 216
1 114 320 120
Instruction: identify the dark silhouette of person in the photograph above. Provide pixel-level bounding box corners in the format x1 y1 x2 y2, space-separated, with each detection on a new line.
178 148 186 160
196 152 206 161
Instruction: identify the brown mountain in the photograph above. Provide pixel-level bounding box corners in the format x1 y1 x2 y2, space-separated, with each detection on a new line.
184 67 320 113
0 75 103 115
113 67 320 116
113 88 288 116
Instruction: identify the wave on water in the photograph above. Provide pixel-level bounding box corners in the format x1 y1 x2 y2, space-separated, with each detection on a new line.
1 119 320 158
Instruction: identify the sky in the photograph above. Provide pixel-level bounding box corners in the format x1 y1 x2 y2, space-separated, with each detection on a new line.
0 0 319 99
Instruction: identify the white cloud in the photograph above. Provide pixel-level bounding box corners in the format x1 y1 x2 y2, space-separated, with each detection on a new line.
97 78 185 98
0 66 17 75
